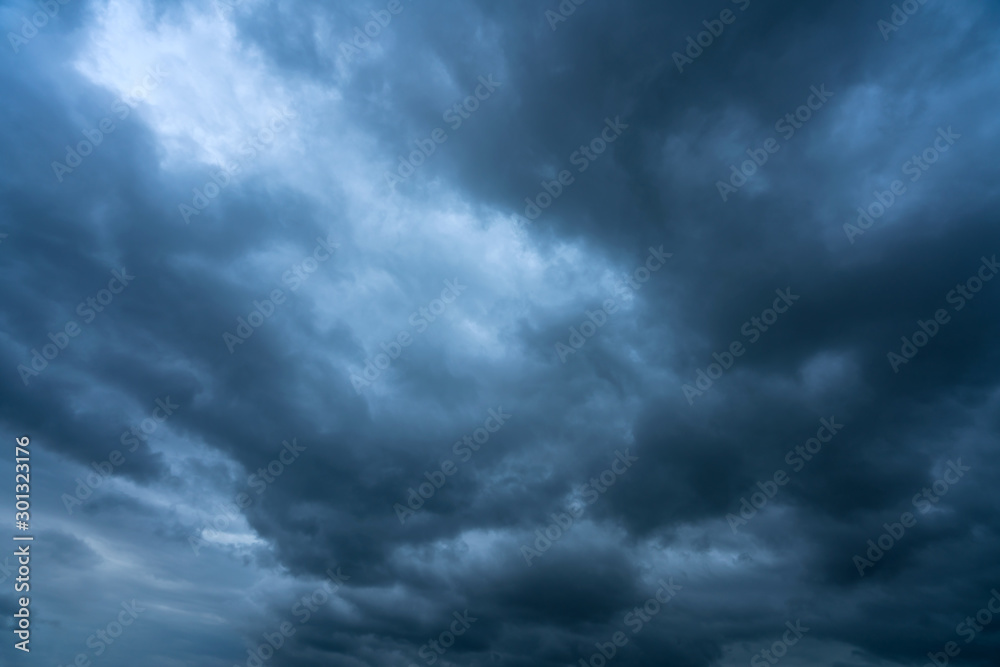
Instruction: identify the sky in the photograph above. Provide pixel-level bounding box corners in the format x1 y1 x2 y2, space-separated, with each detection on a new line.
1 0 1000 665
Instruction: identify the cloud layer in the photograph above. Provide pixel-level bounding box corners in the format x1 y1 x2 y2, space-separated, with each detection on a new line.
2 0 1000 665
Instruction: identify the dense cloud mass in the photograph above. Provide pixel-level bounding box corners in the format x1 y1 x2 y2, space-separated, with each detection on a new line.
1 0 999 665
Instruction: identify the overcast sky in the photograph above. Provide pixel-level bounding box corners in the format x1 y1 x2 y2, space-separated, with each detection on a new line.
2 0 1000 665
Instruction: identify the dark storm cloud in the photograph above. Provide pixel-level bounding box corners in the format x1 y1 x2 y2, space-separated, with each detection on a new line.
1 0 999 665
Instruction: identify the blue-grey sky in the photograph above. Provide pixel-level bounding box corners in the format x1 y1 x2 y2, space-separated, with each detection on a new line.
2 0 1000 665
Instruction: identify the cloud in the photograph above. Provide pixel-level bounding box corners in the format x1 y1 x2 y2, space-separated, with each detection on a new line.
1 0 1000 665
